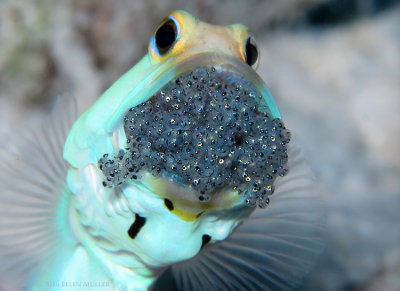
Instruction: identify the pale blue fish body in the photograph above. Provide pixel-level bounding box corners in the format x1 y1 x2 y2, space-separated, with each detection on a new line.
0 10 325 291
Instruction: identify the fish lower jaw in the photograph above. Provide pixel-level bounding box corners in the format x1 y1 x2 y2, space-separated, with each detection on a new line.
66 161 251 288
67 165 165 288
68 195 161 290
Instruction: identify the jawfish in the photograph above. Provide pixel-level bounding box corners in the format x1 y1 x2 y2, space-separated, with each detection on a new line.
0 10 324 291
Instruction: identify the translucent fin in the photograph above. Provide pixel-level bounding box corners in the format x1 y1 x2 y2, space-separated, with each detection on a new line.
170 144 326 291
0 94 78 290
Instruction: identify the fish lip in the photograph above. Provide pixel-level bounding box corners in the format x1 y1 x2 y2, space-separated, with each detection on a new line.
138 172 247 211
118 171 248 223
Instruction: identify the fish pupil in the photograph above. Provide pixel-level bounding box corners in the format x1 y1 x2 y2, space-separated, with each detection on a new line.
155 19 177 54
245 36 258 67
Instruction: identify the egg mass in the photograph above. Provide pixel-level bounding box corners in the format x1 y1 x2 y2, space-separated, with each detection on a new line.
98 66 291 207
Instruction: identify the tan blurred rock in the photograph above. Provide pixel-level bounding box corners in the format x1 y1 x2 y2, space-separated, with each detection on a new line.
0 0 326 109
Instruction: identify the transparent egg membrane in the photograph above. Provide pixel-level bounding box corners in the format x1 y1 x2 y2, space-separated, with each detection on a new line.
98 66 291 207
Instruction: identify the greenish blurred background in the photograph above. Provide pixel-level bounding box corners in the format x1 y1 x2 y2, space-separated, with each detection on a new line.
0 0 399 290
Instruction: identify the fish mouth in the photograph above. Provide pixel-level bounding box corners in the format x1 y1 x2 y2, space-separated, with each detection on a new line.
98 54 290 210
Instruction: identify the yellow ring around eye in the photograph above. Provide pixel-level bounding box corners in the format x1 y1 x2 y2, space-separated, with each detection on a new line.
149 10 197 63
150 15 179 58
226 23 250 64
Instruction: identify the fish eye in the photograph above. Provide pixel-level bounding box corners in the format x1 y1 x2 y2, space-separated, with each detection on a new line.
244 35 259 68
154 17 179 56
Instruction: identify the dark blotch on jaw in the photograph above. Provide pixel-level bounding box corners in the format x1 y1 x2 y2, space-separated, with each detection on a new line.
128 213 146 239
201 234 211 250
164 198 174 211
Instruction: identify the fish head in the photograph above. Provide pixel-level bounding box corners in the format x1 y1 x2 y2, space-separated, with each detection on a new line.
64 10 290 274
148 10 258 68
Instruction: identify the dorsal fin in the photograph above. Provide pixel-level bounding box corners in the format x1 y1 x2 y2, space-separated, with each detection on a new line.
0 94 78 290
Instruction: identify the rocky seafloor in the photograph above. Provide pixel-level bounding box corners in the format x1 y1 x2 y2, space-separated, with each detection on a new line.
1 0 399 290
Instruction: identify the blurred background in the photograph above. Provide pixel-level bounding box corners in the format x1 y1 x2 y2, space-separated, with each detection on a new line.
0 0 399 290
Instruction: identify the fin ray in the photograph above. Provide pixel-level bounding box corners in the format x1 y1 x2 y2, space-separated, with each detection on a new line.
0 94 78 290
170 144 326 291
